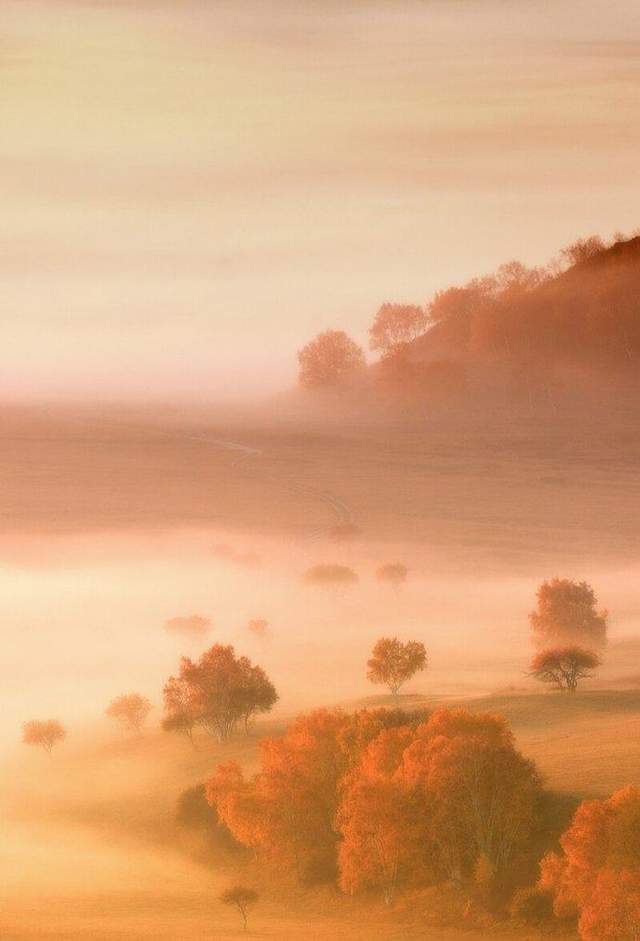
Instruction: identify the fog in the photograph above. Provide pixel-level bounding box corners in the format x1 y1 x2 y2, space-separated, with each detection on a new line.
3 0 640 400
2 521 639 748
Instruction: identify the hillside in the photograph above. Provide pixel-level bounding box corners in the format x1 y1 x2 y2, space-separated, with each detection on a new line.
408 235 640 378
4 688 640 939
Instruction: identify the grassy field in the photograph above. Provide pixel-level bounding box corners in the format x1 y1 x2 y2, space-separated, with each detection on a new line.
2 688 639 940
2 404 639 938
2 405 640 573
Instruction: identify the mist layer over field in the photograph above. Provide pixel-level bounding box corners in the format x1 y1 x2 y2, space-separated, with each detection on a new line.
1 405 639 937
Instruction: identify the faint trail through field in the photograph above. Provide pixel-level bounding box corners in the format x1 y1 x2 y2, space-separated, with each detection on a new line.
63 417 354 542
186 432 354 542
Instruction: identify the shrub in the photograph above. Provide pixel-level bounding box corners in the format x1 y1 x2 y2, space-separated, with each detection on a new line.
304 564 358 586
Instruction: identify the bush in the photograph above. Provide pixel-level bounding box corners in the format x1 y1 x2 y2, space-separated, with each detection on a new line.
510 886 555 927
304 564 358 585
376 563 408 588
177 784 240 855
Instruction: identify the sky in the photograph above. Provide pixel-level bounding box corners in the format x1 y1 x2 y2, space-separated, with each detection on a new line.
2 0 640 401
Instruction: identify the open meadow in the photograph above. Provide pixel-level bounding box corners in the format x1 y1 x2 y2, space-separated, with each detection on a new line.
2 406 640 939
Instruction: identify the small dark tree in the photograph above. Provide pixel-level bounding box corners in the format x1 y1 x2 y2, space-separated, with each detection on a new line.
106 693 152 733
530 578 607 649
220 885 258 930
298 330 365 389
375 562 408 589
529 646 601 692
22 719 66 754
367 637 427 696
369 303 427 356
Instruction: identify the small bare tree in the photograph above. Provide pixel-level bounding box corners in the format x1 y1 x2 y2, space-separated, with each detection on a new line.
106 693 152 733
220 885 258 930
22 719 66 754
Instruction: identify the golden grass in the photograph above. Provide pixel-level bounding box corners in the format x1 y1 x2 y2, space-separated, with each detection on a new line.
3 688 639 938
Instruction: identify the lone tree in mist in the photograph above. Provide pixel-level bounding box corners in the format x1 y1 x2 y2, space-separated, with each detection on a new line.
220 885 258 931
304 564 358 586
298 330 365 389
22 719 66 754
367 637 427 696
162 644 278 744
106 693 152 733
369 303 427 356
248 618 270 638
530 578 607 650
375 562 408 589
529 646 601 692
164 614 211 637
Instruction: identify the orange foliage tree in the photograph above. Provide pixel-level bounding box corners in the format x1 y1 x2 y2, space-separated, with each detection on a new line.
298 330 365 389
162 674 201 746
106 693 152 732
529 647 601 692
22 719 66 753
337 726 431 904
530 579 608 650
369 303 427 356
375 563 408 589
399 710 541 889
367 637 427 696
162 644 277 743
207 707 418 885
540 786 640 941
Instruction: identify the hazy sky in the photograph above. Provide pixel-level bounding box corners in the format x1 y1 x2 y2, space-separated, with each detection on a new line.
3 0 640 400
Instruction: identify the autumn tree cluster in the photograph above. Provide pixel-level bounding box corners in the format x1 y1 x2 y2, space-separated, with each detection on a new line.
537 785 640 941
106 693 152 732
163 643 277 745
207 706 546 909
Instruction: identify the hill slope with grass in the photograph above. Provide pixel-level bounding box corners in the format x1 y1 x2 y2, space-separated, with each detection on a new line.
3 688 640 939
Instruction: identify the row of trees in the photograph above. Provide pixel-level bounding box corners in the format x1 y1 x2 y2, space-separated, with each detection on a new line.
304 561 409 587
297 232 640 392
22 645 279 754
21 577 609 754
22 693 154 753
207 706 544 906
